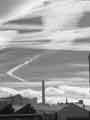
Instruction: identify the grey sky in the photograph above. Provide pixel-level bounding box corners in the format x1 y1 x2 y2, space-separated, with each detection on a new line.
0 0 90 104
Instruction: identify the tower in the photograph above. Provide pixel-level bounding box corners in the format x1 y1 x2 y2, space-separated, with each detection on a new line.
42 80 45 104
88 53 90 92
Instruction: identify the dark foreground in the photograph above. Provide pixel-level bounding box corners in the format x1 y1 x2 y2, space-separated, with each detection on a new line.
0 113 89 120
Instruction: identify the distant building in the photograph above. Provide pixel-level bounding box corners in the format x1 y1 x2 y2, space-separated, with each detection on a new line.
74 99 85 109
85 105 90 111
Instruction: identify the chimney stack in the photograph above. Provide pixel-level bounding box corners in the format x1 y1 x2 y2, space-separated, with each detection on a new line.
88 53 90 92
42 80 45 104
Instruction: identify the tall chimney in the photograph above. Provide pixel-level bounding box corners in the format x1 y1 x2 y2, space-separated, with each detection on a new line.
88 53 90 92
42 80 45 104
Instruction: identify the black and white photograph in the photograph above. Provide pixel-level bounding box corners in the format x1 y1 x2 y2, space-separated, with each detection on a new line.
0 0 90 119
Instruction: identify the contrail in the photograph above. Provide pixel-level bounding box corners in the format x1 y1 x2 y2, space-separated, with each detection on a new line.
6 55 41 82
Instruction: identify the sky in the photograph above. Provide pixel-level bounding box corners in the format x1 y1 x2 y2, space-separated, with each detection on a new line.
0 0 90 104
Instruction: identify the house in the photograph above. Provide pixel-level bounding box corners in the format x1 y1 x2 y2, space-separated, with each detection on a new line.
14 104 36 114
0 103 14 114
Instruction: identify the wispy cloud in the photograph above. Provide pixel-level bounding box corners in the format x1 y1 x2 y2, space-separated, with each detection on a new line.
75 71 89 76
0 1 90 51
19 88 41 99
0 87 18 97
70 63 89 67
0 24 43 31
0 30 18 48
46 87 64 96
43 0 90 31
0 0 44 25
59 85 89 97
3 27 90 51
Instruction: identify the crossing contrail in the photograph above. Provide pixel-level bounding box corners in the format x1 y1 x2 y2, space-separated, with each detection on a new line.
6 55 41 82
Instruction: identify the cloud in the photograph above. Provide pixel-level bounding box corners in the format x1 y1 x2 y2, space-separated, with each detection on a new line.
46 78 89 87
0 85 90 105
0 30 18 48
43 0 90 32
50 77 87 81
45 87 64 96
83 99 90 105
45 96 66 104
3 27 90 51
0 1 90 51
1 82 89 98
49 27 90 41
18 86 64 103
38 42 90 51
70 64 89 67
59 85 89 96
0 0 44 25
0 87 18 97
0 75 88 88
16 31 48 41
0 82 42 88
19 89 41 99
9 26 90 42
75 71 89 77
19 86 64 98
0 24 43 31
0 81 64 90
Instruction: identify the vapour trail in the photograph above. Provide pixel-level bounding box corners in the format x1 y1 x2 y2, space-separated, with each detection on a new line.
6 55 41 82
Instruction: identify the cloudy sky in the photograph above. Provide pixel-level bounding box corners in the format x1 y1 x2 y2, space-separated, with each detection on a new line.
0 0 90 104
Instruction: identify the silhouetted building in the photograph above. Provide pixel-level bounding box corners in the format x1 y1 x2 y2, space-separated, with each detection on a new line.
57 103 89 120
34 103 90 120
15 104 36 114
0 104 14 114
74 99 85 109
